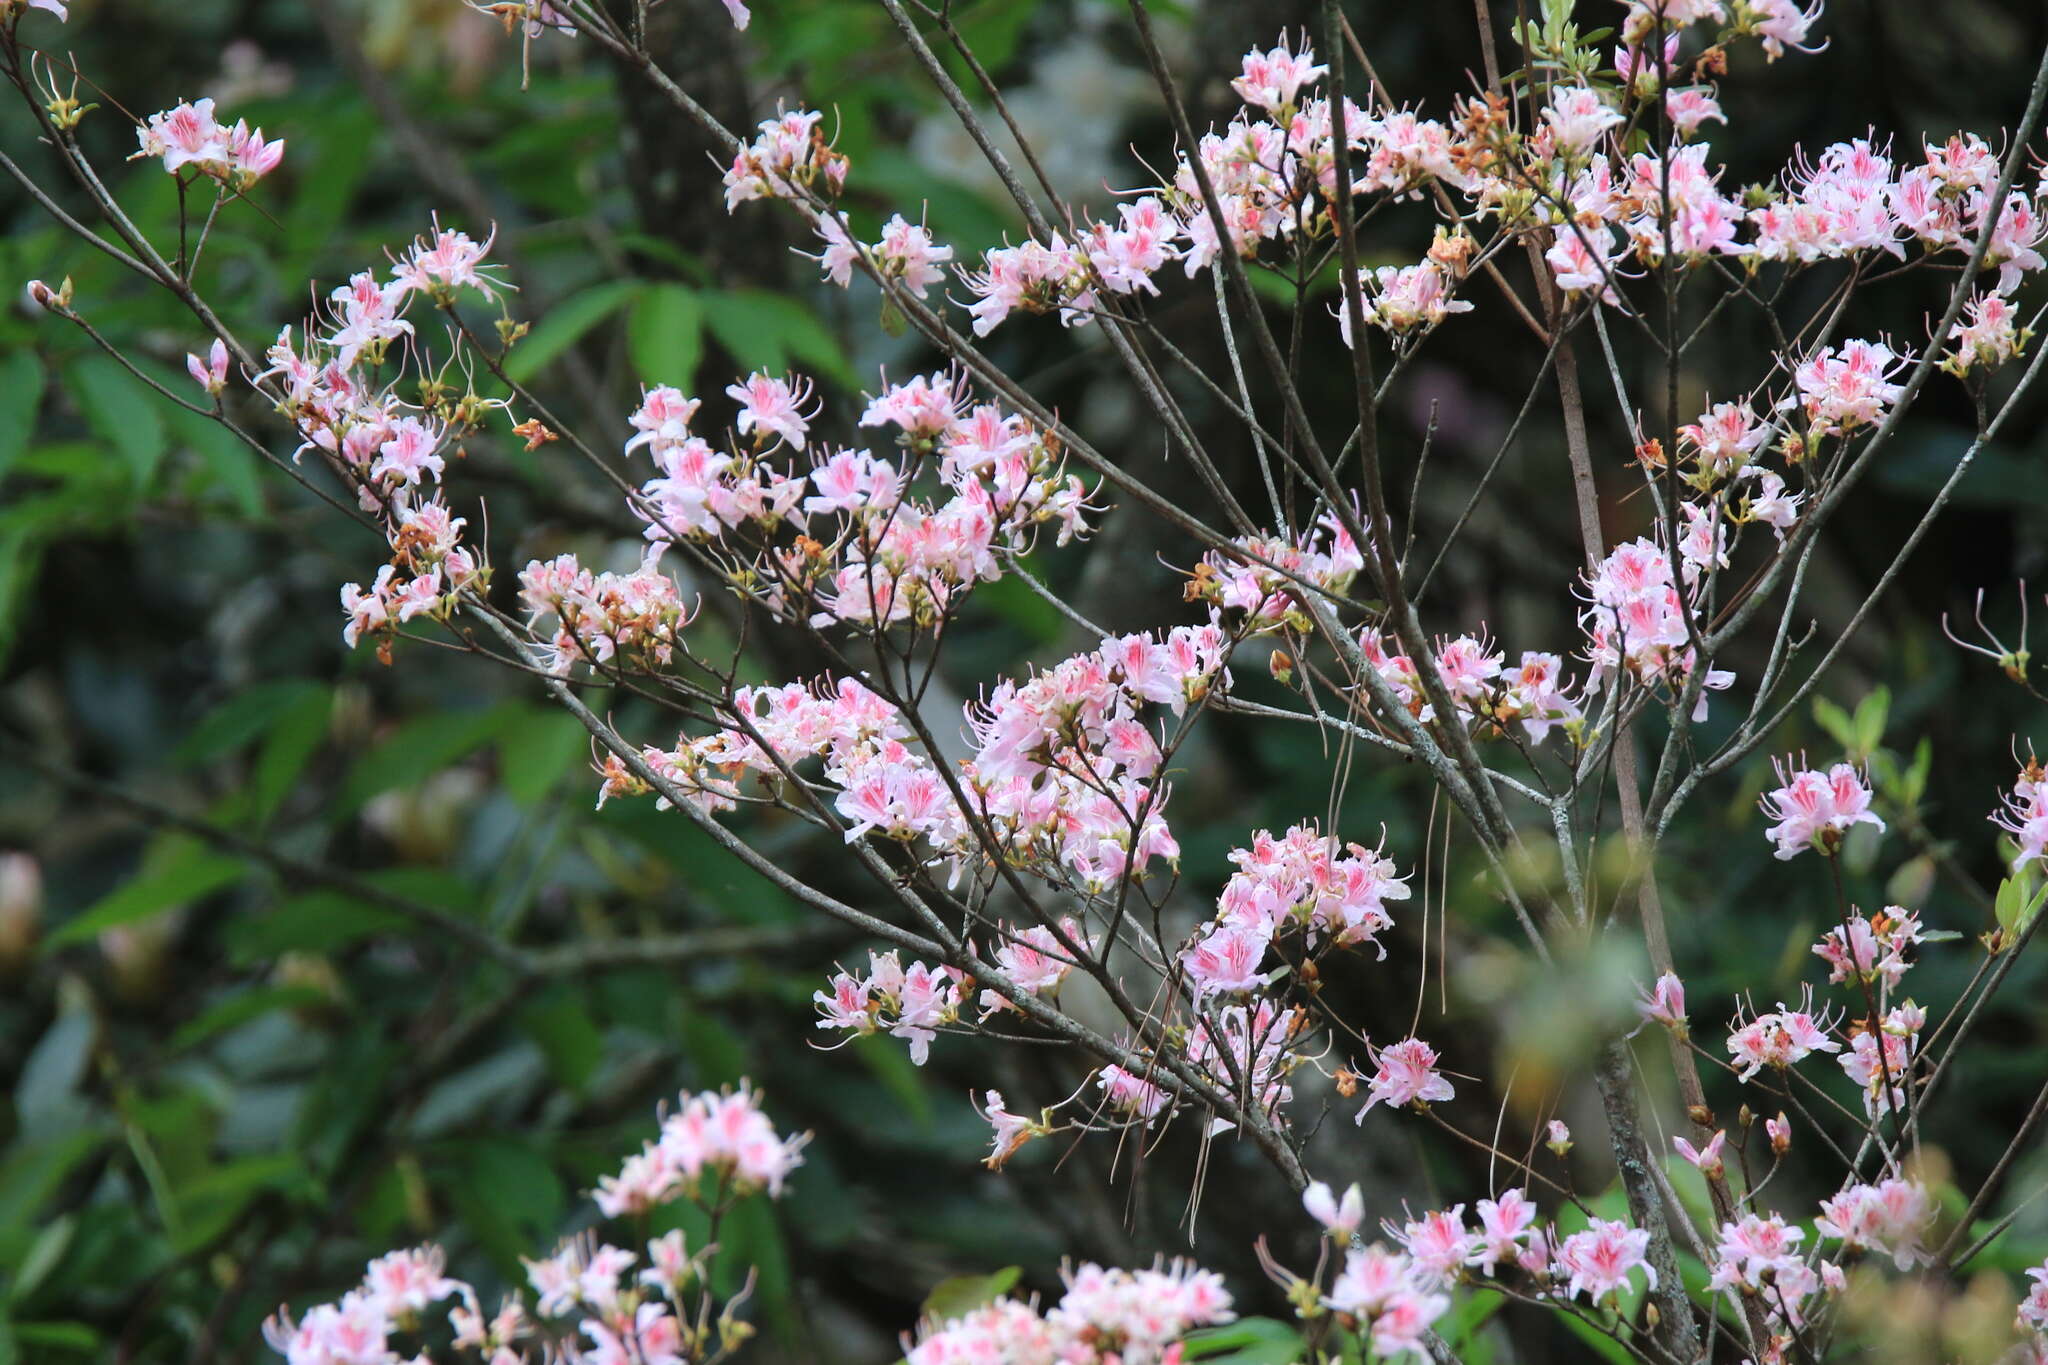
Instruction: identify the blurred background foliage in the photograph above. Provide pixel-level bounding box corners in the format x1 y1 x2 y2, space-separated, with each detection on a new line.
4 0 2048 1360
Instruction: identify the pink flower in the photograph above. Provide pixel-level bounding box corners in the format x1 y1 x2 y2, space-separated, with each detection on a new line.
721 0 750 28
1750 0 1826 59
1545 224 1623 303
1673 1130 1726 1178
1231 36 1327 115
393 222 504 300
340 565 396 649
1370 1288 1451 1356
361 1246 458 1316
1741 469 1803 537
873 214 954 296
2020 1260 2048 1332
1678 400 1768 475
1325 1245 1415 1318
1726 992 1842 1080
1554 1219 1656 1302
1708 1214 1805 1293
186 337 229 396
1303 1180 1365 1238
1759 756 1885 858
1946 291 2028 374
1356 1037 1455 1121
1816 1178 1931 1269
1181 921 1270 998
371 417 446 488
1542 86 1622 155
1813 906 1920 988
727 371 819 451
976 1090 1040 1169
262 1291 391 1365
1784 338 1906 435
1666 88 1726 138
1469 1189 1537 1274
1095 1064 1169 1121
1636 972 1688 1035
1993 766 2048 871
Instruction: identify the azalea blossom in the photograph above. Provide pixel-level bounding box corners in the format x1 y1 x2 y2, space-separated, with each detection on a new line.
1759 756 1885 858
1355 1036 1455 1120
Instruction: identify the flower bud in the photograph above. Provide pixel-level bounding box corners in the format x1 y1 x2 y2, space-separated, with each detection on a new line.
101 910 181 1004
1545 1119 1572 1156
25 276 74 312
0 852 42 978
1686 1103 1712 1127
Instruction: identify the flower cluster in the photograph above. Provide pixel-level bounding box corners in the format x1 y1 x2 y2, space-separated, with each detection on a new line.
1726 991 1841 1080
1708 1214 1837 1339
722 109 849 212
1813 905 1922 988
903 1260 1233 1365
1816 1177 1933 1269
1363 628 1585 742
518 549 695 674
619 368 1092 633
592 1083 809 1214
1758 755 1884 858
1785 338 1907 437
265 1084 800 1365
814 949 967 1065
1992 759 2048 871
133 97 284 188
1188 515 1364 632
1180 823 1409 998
1581 537 1734 719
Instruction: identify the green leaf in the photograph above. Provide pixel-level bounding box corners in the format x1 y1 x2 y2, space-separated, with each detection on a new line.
168 402 263 517
501 279 643 385
1811 696 1855 752
919 1266 1021 1324
853 1033 933 1129
168 986 330 1053
0 349 45 477
336 701 518 815
47 843 245 949
283 101 377 265
0 1131 106 1243
9 1326 98 1358
1994 872 2048 943
1852 686 1890 757
171 1153 307 1255
974 570 1063 645
174 679 327 767
222 887 410 964
628 282 705 390
8 1213 77 1304
519 988 603 1093
1181 1317 1309 1363
441 1138 564 1275
14 1013 95 1136
9 1322 99 1354
705 288 858 390
497 708 587 809
245 685 331 824
62 355 166 489
1556 1310 1637 1365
